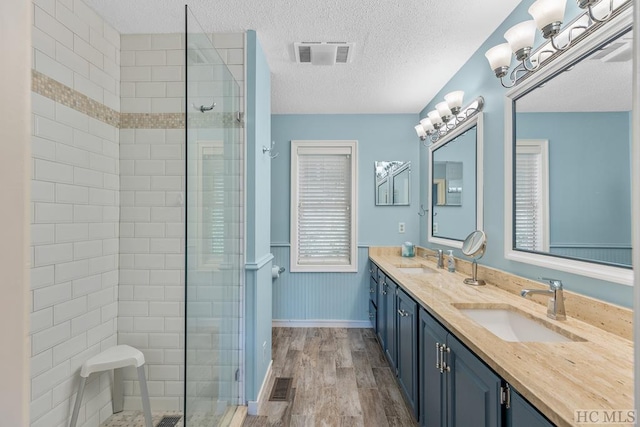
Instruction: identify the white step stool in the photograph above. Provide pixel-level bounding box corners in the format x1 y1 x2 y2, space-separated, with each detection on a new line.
69 345 153 427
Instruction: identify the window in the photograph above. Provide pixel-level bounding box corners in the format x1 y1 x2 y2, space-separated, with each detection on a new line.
197 141 225 268
514 139 549 252
290 140 358 272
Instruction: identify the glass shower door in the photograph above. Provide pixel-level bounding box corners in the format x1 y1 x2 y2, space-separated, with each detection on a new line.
185 6 243 426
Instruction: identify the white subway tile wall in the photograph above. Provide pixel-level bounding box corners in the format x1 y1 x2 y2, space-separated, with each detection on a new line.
31 3 245 422
119 32 245 413
30 1 120 426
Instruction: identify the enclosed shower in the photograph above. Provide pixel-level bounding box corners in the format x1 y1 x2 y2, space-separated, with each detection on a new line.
184 6 244 426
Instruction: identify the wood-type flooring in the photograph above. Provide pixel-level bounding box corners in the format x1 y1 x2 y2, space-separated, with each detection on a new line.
243 327 417 427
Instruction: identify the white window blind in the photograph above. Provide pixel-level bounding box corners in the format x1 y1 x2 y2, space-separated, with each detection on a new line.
197 141 225 268
291 141 358 272
514 140 549 252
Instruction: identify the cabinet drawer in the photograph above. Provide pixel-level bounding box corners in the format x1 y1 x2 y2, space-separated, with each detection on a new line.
370 261 378 281
369 299 377 329
369 276 378 306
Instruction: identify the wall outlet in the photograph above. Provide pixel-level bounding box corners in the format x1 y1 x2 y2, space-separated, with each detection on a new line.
433 222 438 233
398 222 405 233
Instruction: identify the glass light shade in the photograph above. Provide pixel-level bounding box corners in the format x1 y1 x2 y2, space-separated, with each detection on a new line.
436 102 452 119
528 0 566 30
485 43 513 70
414 124 427 138
444 91 464 110
504 20 537 54
420 117 435 133
427 110 443 126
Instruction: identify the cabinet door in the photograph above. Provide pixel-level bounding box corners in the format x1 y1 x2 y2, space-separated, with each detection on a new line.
369 275 378 307
369 299 377 329
376 275 387 349
419 309 448 427
507 388 554 427
447 336 502 427
384 278 397 369
370 260 378 281
397 288 418 417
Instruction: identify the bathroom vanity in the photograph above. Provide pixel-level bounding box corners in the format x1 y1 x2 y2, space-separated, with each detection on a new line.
368 246 633 427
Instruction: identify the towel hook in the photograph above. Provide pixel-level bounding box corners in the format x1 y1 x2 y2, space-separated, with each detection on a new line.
263 141 279 159
192 98 216 113
418 204 428 216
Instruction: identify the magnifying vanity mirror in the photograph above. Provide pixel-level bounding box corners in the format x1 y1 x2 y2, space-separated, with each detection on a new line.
462 230 487 286
428 113 484 248
504 9 633 285
375 161 411 206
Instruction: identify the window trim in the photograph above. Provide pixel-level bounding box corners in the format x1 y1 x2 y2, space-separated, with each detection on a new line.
290 140 358 273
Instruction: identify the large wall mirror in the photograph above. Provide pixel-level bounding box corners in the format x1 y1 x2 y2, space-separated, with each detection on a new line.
375 161 411 206
505 10 633 285
428 113 484 248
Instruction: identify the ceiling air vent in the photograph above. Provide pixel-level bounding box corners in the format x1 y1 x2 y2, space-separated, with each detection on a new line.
294 42 355 66
590 36 632 63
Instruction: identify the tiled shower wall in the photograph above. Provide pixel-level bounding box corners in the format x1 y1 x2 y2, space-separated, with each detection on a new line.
30 0 246 422
118 33 245 411
30 0 121 426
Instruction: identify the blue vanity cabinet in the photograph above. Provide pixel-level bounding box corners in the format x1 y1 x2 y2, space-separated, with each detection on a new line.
419 308 448 427
384 277 398 369
376 272 387 349
369 261 378 330
397 287 419 417
369 275 378 308
447 335 502 427
369 299 377 329
507 387 554 427
419 308 503 427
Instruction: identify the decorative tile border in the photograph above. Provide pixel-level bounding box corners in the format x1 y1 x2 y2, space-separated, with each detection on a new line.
32 71 240 131
32 70 120 128
120 113 184 129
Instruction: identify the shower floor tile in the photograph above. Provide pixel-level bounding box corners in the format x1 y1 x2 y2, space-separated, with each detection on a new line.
100 407 238 427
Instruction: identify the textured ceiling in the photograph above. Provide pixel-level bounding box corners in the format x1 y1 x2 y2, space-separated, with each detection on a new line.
85 0 523 114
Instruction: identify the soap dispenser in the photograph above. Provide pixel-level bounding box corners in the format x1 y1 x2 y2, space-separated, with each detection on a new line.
447 250 456 272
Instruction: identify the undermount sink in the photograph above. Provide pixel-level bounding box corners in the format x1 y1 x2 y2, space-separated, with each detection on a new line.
453 303 585 343
396 266 438 275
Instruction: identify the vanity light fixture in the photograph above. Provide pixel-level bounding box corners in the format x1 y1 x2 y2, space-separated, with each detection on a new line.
485 0 620 88
414 92 484 145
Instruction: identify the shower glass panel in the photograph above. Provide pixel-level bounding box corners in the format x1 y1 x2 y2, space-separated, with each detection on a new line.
185 6 243 426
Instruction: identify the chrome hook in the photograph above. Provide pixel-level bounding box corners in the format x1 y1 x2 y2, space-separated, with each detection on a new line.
418 205 427 217
192 99 216 113
263 141 279 159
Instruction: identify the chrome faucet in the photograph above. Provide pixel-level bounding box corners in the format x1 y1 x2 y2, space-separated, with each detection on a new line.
425 249 444 269
521 278 566 320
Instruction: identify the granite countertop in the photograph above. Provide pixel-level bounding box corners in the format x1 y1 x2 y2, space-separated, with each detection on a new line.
369 249 633 427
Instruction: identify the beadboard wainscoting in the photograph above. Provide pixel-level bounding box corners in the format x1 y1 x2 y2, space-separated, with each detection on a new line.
271 245 370 326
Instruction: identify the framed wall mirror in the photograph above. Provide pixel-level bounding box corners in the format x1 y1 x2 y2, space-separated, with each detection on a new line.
428 113 484 248
504 8 633 285
374 161 411 206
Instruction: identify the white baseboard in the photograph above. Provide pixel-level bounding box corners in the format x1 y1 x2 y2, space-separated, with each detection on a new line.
247 359 273 416
272 319 372 328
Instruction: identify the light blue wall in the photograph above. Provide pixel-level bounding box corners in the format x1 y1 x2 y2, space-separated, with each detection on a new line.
517 112 631 246
245 30 273 401
270 114 420 321
418 1 633 307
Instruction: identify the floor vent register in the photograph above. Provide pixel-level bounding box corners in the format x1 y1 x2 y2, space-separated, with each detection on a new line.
268 377 293 401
